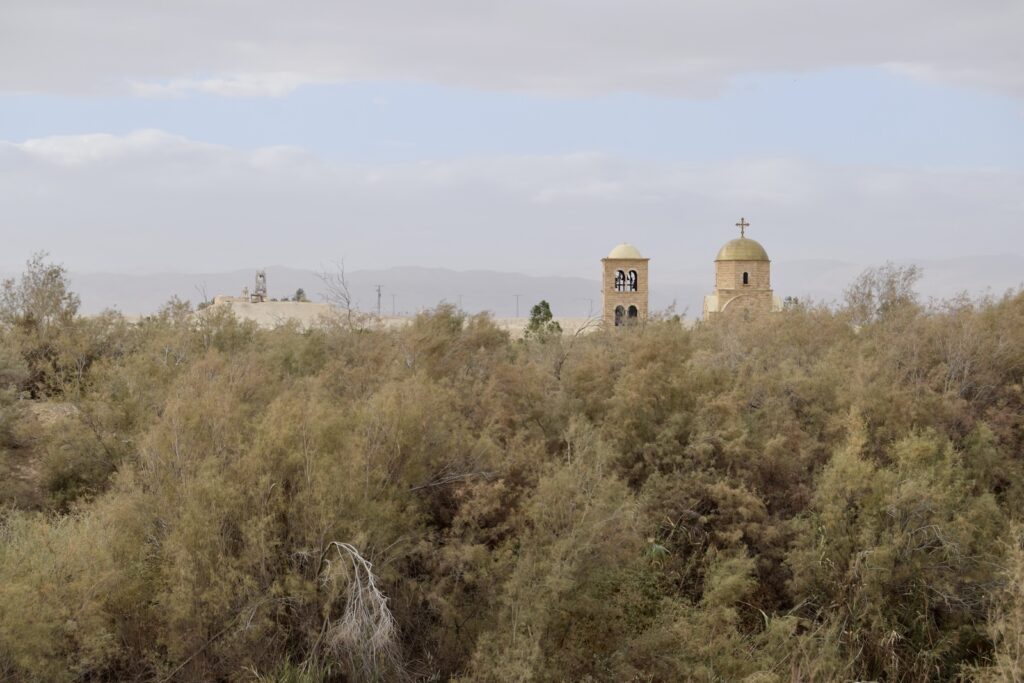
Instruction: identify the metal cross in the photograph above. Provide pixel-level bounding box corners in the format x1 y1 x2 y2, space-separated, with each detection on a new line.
736 217 749 237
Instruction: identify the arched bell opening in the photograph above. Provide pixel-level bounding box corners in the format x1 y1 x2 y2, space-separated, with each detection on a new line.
614 305 625 326
614 270 627 292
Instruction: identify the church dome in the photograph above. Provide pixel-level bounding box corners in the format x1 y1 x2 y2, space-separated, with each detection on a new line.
607 243 644 259
716 237 769 262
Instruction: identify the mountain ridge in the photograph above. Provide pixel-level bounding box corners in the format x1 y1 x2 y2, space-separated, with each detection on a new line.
4 256 1022 318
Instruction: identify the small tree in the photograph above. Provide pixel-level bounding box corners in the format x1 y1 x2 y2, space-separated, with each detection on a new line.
0 252 80 337
0 253 82 396
843 262 922 325
293 288 308 302
316 260 364 328
524 300 562 340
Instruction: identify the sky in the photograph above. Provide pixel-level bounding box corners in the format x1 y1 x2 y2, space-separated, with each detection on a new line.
1 0 1022 279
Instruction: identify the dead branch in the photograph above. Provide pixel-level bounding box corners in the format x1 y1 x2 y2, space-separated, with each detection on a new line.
315 260 359 328
315 541 405 681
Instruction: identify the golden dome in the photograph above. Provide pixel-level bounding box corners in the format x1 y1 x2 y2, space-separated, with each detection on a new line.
715 237 769 262
607 243 644 259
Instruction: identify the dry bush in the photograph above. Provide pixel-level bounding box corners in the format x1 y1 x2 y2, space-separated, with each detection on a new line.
0 263 1020 681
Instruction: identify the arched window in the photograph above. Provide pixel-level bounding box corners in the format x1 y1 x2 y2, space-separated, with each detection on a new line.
742 271 749 285
627 270 639 292
614 270 627 292
628 305 638 320
614 305 625 326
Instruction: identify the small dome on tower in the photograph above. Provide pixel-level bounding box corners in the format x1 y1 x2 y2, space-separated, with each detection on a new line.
715 237 769 262
607 243 644 259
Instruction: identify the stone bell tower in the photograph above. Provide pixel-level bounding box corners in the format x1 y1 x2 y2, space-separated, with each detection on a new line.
703 218 780 319
602 243 649 327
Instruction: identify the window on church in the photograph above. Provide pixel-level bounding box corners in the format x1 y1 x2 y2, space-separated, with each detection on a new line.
627 270 638 292
627 305 638 320
614 270 627 292
614 305 625 326
742 272 749 285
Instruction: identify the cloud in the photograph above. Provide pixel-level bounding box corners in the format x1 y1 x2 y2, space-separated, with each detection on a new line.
0 131 1021 276
3 1 1022 98
129 73 324 98
14 130 218 166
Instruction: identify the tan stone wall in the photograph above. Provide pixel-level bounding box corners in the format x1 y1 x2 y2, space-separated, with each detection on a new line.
601 258 649 326
715 260 771 290
719 291 775 318
706 259 775 319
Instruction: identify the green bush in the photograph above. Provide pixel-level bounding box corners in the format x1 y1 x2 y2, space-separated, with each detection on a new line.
0 261 1022 680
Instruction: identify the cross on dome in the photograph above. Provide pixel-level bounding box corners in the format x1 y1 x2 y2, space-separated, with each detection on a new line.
736 217 749 238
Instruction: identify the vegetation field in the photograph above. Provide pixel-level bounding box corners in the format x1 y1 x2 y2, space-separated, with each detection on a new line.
1 255 1023 682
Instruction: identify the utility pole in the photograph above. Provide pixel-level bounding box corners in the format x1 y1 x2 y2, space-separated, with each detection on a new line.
391 293 396 316
514 294 521 318
375 285 382 317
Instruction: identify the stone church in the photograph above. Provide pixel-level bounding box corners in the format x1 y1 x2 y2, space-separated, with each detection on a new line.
703 218 782 319
600 219 781 326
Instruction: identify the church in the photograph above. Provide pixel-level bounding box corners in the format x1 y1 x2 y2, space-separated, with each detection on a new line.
601 218 781 326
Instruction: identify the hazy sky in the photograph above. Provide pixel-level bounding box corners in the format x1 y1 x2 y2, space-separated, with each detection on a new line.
1 0 1022 278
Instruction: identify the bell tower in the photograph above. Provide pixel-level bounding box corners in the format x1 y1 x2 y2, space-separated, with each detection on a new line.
601 243 649 327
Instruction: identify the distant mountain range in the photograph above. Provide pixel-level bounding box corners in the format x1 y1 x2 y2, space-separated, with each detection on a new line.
4 256 1020 319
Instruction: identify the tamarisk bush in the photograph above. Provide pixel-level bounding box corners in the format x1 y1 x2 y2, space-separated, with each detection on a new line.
0 257 1022 681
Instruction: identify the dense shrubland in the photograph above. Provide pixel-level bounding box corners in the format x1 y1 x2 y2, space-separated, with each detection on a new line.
1 255 1023 682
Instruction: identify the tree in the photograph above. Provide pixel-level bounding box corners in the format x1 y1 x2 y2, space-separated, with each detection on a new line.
293 288 308 302
843 262 922 325
316 260 363 328
0 252 80 338
972 526 1024 681
524 300 562 340
0 273 1021 680
0 253 83 396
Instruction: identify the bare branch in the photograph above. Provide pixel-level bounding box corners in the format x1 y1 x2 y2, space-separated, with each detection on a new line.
315 541 405 681
316 260 350 326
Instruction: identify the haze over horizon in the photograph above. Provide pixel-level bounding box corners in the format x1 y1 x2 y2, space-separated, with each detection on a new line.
4 255 1016 319
2 1 1021 281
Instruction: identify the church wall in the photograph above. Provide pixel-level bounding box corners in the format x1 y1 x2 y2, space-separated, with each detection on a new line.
715 260 771 290
707 258 775 318
719 291 775 317
601 258 649 326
